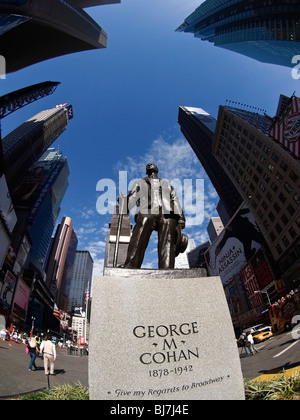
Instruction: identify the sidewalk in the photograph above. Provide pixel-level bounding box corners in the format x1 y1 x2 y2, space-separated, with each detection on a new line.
0 340 88 398
252 365 300 382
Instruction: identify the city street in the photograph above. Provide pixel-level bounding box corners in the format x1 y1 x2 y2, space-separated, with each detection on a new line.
240 327 300 380
0 330 299 399
0 340 88 399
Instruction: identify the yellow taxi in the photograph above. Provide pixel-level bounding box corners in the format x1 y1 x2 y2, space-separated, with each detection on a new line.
252 328 273 343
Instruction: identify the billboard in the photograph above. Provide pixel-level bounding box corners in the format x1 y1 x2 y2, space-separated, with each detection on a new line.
0 270 17 310
0 222 10 268
240 264 264 309
12 279 31 321
0 175 17 233
205 204 265 286
270 96 300 159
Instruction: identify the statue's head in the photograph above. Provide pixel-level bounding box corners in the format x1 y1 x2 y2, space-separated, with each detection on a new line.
146 163 159 175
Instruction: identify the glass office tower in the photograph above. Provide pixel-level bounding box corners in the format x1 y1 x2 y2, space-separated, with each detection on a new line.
177 0 300 68
66 250 93 313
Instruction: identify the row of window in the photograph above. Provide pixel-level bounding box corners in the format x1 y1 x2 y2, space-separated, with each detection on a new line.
219 115 300 258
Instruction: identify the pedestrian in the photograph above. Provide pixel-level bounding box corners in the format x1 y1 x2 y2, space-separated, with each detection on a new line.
40 336 56 375
247 330 259 355
239 332 251 356
27 337 39 371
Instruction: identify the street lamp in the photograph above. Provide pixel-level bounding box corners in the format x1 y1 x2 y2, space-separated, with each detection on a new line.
254 290 272 306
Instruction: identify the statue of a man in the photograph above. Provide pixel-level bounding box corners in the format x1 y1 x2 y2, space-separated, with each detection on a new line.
120 163 188 269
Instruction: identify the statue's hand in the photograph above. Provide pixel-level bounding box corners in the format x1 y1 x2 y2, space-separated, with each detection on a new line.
178 219 185 230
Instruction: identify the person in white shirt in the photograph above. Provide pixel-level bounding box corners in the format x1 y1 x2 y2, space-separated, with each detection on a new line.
247 331 259 355
40 336 57 375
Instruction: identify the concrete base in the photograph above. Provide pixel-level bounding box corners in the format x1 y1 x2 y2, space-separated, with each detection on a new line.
89 268 245 400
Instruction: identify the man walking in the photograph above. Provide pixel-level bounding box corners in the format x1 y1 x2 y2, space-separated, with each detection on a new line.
40 336 56 375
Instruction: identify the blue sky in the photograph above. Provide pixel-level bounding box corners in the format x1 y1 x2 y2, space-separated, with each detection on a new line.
1 0 299 277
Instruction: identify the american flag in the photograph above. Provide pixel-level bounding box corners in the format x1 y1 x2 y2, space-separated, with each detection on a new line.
270 96 300 159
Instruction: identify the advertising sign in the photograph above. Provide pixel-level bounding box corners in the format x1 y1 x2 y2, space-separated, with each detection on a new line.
79 336 86 346
0 222 10 268
0 175 17 233
205 204 265 286
0 270 17 310
240 264 264 309
270 96 300 159
12 279 31 321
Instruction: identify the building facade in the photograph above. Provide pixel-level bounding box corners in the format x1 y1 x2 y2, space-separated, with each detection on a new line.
66 250 93 313
3 105 73 191
45 217 78 310
26 149 70 273
0 0 120 73
212 96 300 288
177 0 300 68
207 217 224 243
178 106 243 221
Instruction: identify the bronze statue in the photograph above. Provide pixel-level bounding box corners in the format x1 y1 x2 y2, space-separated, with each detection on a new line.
119 163 188 269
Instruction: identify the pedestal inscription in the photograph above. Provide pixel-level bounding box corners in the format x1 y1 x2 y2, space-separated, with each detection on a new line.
89 269 245 400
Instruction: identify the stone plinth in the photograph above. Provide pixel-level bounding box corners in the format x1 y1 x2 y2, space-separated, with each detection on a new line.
89 268 245 400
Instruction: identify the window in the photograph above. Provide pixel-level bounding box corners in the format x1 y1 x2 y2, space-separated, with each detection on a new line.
280 161 288 172
289 170 298 183
284 182 293 193
279 192 287 204
256 139 262 148
276 172 283 183
287 204 295 216
293 193 300 205
275 223 282 234
266 192 272 201
259 183 266 192
268 211 275 222
273 202 281 213
282 236 290 248
257 165 263 174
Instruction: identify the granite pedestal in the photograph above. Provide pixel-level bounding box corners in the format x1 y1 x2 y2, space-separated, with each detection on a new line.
89 268 245 400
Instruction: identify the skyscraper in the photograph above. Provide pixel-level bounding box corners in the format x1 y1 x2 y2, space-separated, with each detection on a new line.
212 96 300 285
25 148 70 272
45 217 78 310
66 250 93 313
207 217 224 243
178 106 243 221
3 104 73 191
0 0 120 73
177 0 300 68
